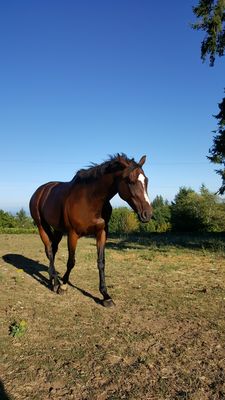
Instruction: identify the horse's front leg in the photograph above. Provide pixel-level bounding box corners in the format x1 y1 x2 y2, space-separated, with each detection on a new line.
96 229 115 307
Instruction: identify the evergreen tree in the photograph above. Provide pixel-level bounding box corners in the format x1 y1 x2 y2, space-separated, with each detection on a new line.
171 185 225 232
151 196 171 232
171 188 203 232
208 96 225 193
192 0 225 66
192 1 225 193
16 208 27 227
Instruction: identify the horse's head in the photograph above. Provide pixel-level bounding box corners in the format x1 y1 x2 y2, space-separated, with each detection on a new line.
117 155 153 223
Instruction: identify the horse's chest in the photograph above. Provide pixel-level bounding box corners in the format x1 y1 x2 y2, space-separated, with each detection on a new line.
65 202 104 235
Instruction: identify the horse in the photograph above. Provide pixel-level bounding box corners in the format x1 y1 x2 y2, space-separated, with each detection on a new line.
29 153 152 306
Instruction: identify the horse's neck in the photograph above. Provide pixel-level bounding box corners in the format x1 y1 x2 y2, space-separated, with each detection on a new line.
93 173 118 202
72 172 119 205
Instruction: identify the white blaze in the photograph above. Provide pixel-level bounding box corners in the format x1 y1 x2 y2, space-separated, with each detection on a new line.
138 174 150 205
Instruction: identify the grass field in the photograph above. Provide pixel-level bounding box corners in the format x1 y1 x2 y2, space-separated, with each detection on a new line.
1 233 225 400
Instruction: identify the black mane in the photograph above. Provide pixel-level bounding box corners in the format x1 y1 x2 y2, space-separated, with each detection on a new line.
73 153 137 184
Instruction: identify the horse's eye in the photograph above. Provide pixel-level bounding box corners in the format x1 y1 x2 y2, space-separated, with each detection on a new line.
125 176 132 184
128 178 135 185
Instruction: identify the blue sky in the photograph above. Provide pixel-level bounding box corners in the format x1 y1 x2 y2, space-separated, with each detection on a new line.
0 0 224 212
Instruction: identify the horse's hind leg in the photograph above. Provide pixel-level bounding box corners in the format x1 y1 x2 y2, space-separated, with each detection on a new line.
52 230 63 261
60 230 78 293
38 224 60 291
51 230 63 288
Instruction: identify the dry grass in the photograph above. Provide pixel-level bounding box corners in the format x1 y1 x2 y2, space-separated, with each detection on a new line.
0 233 225 400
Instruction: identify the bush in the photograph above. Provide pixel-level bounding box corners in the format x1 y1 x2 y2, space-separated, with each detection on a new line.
0 208 35 232
109 198 172 235
0 210 16 228
109 207 139 235
151 195 171 232
171 186 225 232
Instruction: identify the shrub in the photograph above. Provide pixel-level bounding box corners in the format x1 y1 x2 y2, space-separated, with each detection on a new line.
0 210 16 228
171 186 225 232
109 207 139 235
0 209 35 233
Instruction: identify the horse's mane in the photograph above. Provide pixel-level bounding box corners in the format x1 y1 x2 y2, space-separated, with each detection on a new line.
73 153 137 184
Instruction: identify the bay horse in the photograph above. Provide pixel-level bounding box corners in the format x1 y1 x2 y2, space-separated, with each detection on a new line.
29 154 152 306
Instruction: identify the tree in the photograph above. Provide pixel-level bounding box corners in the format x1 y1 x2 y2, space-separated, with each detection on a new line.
109 207 139 235
16 208 32 228
151 196 171 232
199 184 225 229
171 187 203 232
192 1 225 193
16 208 34 229
192 0 225 66
208 96 225 193
171 185 225 232
138 196 171 233
0 210 16 228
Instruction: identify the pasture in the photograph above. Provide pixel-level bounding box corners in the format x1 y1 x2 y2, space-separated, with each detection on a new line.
1 233 225 400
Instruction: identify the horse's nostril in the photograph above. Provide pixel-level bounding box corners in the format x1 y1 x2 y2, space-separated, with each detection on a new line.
140 210 151 222
142 211 148 220
140 210 152 222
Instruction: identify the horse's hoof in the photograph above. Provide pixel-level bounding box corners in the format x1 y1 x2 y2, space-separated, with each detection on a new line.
52 284 59 293
57 284 67 295
103 299 115 308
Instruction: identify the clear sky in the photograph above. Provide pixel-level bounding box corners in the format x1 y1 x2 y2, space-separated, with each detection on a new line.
0 1 224 213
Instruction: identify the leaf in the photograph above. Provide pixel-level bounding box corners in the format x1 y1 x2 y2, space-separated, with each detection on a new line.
9 320 28 338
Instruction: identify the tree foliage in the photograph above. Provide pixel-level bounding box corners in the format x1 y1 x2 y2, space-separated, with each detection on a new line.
151 195 171 232
171 185 225 232
192 0 225 66
192 0 225 193
15 208 32 228
109 197 171 235
0 209 34 231
208 95 225 193
0 210 16 228
108 207 139 235
109 187 225 235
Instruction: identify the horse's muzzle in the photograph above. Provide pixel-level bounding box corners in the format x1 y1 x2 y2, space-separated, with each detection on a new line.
138 209 152 223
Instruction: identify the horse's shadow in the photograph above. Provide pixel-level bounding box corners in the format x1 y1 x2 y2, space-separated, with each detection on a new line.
69 283 103 305
2 253 50 288
0 381 11 400
2 253 103 306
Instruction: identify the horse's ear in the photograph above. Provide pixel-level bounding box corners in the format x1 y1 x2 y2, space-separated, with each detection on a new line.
138 155 146 167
